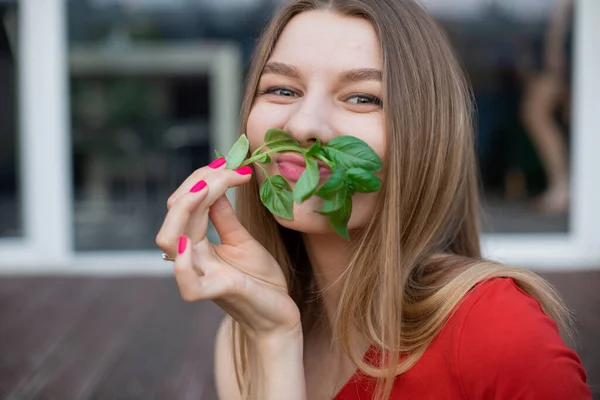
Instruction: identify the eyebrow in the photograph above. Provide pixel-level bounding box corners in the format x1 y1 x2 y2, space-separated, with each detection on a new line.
261 62 382 83
262 62 301 79
340 68 382 83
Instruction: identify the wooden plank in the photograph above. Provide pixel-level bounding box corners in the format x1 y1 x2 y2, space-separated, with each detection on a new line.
0 277 108 397
1 277 108 397
543 271 600 398
0 277 69 329
0 272 596 399
162 300 223 400
0 278 41 302
90 279 224 400
5 277 160 400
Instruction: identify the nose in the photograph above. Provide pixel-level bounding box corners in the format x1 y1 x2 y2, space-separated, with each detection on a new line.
283 93 335 146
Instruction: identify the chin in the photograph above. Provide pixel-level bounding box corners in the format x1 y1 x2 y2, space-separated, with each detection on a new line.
271 195 374 237
273 197 333 234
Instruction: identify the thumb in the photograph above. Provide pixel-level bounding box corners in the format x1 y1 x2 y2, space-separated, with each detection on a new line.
209 195 252 245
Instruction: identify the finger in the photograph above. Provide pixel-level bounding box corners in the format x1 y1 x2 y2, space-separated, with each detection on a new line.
196 272 245 302
192 237 214 276
167 157 227 210
156 182 210 258
209 195 253 245
172 235 203 302
178 238 244 302
197 165 253 209
164 166 253 249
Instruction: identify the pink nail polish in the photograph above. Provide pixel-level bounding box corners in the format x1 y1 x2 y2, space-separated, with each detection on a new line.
208 157 226 169
235 166 253 175
190 180 207 193
178 236 187 254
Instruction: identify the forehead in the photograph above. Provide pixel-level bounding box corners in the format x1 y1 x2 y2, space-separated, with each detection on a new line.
269 10 382 71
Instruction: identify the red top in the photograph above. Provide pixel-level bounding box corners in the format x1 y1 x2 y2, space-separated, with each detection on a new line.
334 278 591 399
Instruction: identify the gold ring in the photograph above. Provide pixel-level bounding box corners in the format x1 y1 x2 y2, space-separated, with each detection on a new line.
162 253 176 262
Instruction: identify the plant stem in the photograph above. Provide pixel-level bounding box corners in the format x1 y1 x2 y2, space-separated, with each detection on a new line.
254 162 270 178
240 146 310 167
313 153 335 169
252 144 268 156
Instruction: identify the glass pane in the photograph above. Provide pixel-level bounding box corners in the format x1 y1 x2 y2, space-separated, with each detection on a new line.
70 75 212 250
0 5 21 238
428 0 574 233
67 0 271 250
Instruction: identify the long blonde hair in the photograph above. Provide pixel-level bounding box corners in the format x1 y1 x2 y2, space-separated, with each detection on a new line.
233 0 573 398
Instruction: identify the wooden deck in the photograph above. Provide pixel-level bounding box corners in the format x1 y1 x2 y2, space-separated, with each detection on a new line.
0 272 598 399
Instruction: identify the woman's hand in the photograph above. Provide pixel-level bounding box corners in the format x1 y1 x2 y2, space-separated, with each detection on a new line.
155 158 301 340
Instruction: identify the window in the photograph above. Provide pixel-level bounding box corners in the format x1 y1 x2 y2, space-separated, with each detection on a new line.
429 0 575 233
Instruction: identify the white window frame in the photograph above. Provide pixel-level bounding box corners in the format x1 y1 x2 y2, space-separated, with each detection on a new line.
0 0 71 270
0 0 598 275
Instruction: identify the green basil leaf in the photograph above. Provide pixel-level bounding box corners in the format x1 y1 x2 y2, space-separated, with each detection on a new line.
306 139 322 157
329 196 352 240
293 157 320 203
315 165 346 198
226 134 250 169
345 168 381 193
215 150 224 159
259 175 293 220
323 136 382 172
259 154 271 164
319 186 347 215
264 128 299 149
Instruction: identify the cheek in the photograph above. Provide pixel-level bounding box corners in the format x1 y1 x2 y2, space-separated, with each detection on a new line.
246 107 268 152
362 121 386 164
347 192 379 230
333 112 386 162
246 103 290 152
246 105 280 182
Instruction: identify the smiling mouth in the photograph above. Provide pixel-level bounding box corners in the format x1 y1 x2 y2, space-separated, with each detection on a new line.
276 153 331 182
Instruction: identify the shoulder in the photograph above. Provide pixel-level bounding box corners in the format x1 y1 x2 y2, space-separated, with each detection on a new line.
452 278 591 399
214 316 242 400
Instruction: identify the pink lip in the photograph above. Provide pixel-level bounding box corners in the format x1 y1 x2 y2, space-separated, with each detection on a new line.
276 153 331 182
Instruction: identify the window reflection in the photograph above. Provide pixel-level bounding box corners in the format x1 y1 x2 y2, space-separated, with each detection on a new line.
430 0 574 233
67 0 264 250
71 75 211 250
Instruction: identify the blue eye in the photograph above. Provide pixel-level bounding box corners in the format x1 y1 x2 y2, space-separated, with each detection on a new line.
347 95 383 106
263 87 297 97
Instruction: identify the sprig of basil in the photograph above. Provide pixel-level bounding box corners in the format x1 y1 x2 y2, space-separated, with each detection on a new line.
315 165 346 198
345 168 381 193
259 175 293 220
293 156 320 204
215 130 382 239
328 196 352 240
264 128 300 149
225 134 250 169
322 136 382 172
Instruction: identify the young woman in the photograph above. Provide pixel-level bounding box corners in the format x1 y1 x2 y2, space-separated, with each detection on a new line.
156 0 591 399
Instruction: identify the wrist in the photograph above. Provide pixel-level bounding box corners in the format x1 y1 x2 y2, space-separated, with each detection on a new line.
252 325 303 356
249 326 306 400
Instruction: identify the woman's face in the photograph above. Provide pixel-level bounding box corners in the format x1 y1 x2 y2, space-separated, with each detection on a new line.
246 10 386 235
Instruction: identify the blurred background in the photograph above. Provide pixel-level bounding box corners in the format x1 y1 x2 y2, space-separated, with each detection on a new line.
0 0 599 398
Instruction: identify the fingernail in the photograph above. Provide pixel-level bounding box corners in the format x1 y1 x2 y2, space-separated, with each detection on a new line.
208 157 226 169
178 236 187 254
190 180 207 193
235 166 253 175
